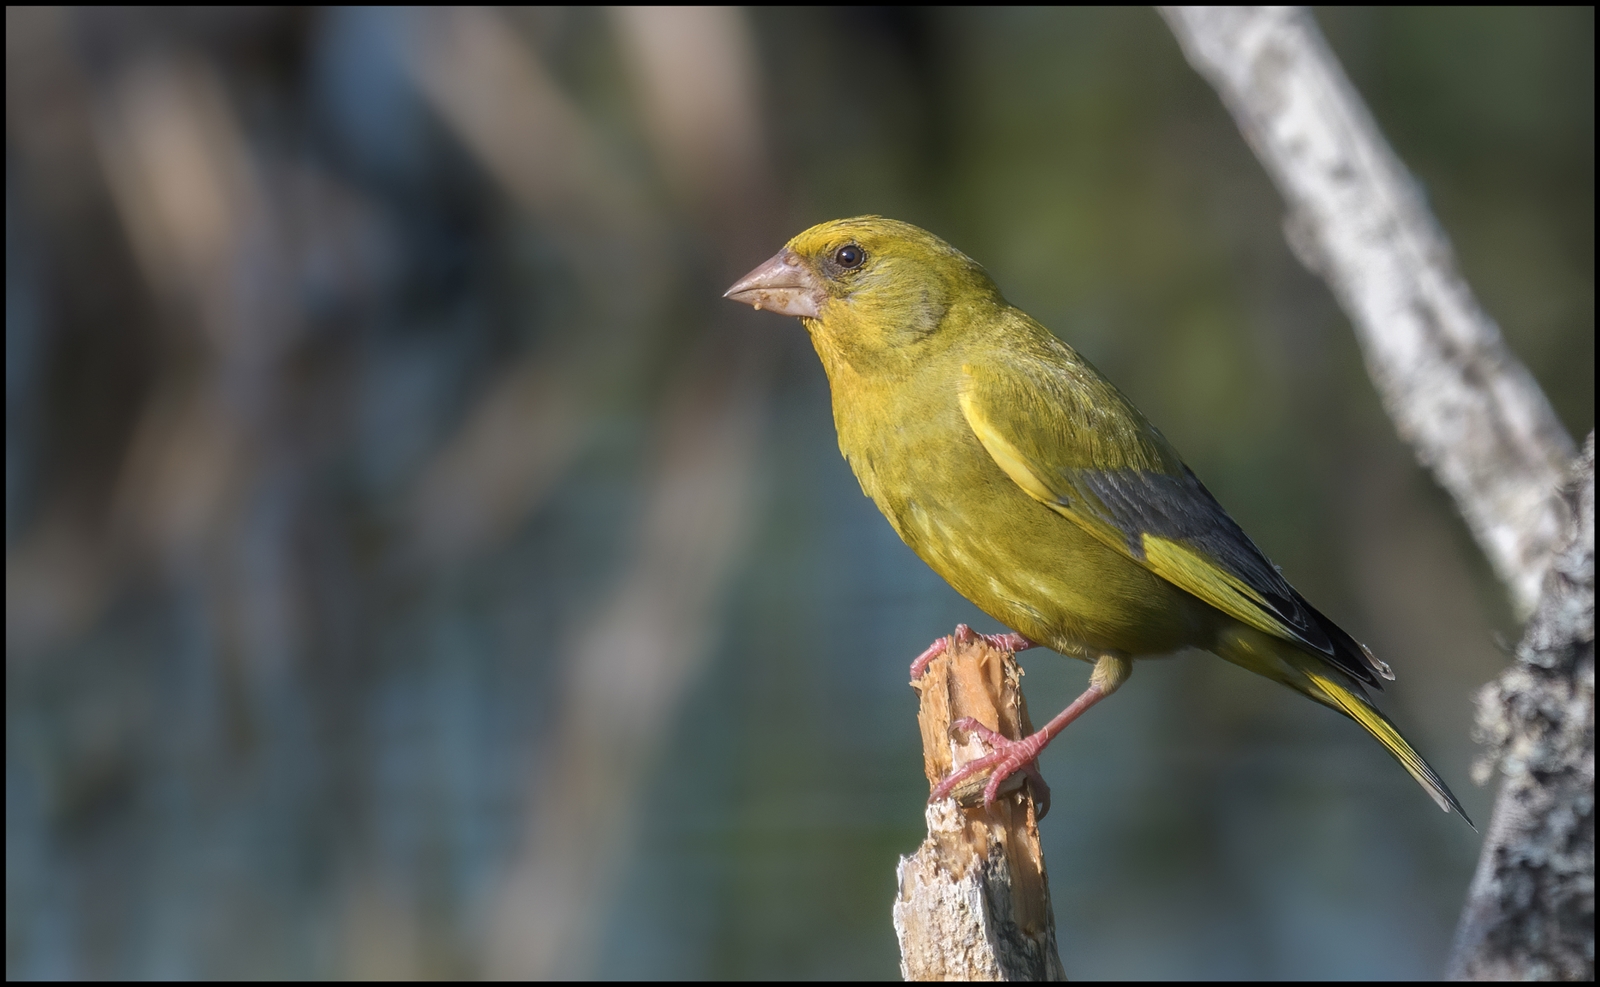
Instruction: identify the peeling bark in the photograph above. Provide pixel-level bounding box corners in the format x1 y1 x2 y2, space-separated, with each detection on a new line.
894 635 1066 981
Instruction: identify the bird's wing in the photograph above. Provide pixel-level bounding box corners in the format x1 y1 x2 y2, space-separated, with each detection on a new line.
958 349 1387 688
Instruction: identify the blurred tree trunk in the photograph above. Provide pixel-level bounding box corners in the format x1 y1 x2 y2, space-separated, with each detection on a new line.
1451 436 1593 981
1159 7 1593 980
416 8 784 978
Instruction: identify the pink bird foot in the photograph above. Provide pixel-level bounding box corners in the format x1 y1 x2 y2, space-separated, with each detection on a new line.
931 716 1053 816
909 623 1036 680
928 657 1129 819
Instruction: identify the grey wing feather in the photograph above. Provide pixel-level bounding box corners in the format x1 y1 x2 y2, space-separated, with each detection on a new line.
1075 470 1337 655
1071 465 1386 688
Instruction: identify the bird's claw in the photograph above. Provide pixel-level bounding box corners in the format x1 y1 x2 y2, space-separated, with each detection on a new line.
909 624 1036 680
908 636 949 680
930 716 1052 818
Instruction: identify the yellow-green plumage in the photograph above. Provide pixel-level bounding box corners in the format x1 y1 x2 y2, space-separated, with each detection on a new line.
727 216 1467 821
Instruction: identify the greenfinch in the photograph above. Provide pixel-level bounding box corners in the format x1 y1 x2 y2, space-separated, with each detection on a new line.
726 216 1468 823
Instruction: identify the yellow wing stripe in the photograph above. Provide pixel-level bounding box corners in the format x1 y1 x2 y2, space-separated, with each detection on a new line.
958 388 1058 503
1141 535 1295 643
960 386 1138 555
961 385 1299 646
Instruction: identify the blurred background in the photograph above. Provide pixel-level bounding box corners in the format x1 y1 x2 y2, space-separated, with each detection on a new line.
5 6 1592 979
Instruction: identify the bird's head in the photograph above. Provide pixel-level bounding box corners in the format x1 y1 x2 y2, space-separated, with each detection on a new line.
724 217 1000 364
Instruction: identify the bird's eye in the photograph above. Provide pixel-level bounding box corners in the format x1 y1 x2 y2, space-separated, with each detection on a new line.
834 244 864 270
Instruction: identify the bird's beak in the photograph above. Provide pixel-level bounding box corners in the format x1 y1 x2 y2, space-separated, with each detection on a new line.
723 249 826 319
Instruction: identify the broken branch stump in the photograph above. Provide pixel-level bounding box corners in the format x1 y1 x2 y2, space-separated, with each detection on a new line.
893 631 1067 981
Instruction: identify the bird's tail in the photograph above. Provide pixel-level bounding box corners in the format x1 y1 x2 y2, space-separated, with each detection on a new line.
1215 625 1472 825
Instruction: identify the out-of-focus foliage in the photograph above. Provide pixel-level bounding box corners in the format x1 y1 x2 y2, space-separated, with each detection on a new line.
6 7 1591 979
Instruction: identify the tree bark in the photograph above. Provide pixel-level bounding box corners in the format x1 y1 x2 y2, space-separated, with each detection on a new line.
1158 8 1594 979
1449 434 1595 981
894 633 1066 981
1158 5 1576 620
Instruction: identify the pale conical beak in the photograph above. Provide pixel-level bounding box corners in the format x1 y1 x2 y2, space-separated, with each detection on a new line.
723 249 826 319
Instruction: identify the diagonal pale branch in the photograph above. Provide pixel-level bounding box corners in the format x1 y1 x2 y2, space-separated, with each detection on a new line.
1160 9 1594 981
1158 6 1576 618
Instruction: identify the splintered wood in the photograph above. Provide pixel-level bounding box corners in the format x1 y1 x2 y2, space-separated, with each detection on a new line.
893 633 1066 981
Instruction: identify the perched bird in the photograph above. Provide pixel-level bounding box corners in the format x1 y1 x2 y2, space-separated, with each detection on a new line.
725 216 1468 823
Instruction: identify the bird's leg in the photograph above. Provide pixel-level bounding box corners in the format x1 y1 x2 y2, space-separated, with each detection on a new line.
939 716 1056 817
931 653 1132 812
909 623 1036 679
